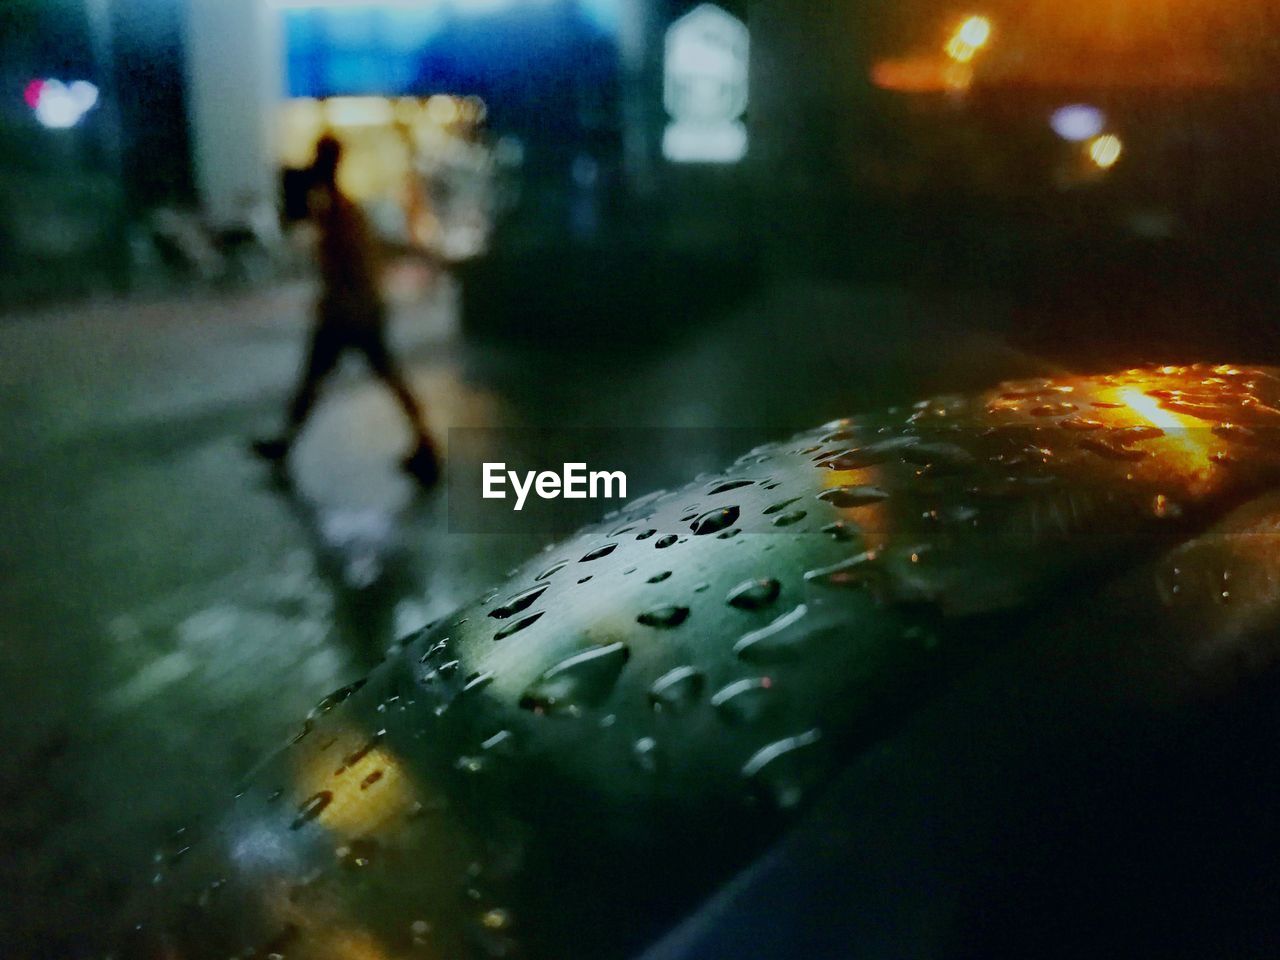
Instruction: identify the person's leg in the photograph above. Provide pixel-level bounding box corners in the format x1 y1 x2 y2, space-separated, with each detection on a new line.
254 320 343 462
360 324 431 441
359 321 440 485
288 323 343 432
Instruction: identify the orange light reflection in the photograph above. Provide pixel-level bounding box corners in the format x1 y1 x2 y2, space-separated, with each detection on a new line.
1114 386 1213 487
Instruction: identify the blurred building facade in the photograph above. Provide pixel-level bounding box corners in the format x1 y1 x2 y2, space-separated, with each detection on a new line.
0 0 193 303
14 0 1273 322
5 0 758 308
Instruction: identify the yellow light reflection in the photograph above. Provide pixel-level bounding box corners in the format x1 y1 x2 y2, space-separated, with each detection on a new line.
820 465 892 555
317 928 395 960
1117 388 1186 435
946 15 992 63
1089 133 1123 169
1111 386 1212 486
292 731 417 839
957 15 992 47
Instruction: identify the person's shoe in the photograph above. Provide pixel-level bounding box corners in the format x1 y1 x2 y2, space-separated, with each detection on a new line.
251 438 291 464
402 440 441 488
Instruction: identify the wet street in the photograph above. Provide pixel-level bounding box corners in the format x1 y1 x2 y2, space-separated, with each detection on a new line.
0 273 1034 956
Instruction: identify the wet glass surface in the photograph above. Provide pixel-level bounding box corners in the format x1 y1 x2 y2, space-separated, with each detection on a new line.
2 1 1280 957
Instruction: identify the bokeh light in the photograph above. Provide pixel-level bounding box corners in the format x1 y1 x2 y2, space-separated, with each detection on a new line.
1089 133 1123 169
27 78 99 130
1050 104 1106 142
945 15 992 63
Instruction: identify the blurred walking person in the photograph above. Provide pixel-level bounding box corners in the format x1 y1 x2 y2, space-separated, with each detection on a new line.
254 135 440 485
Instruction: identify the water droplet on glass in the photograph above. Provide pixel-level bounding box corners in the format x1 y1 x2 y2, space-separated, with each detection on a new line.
494 612 544 641
633 736 658 772
291 719 315 745
1030 402 1078 417
637 605 690 628
290 791 333 830
1212 422 1256 442
335 731 385 775
1112 425 1165 443
535 560 568 581
304 680 368 732
692 506 741 535
734 605 810 663
772 510 807 528
488 585 548 620
708 479 755 495
1080 437 1149 462
804 552 884 595
711 677 776 724
336 838 378 869
1060 416 1105 432
763 497 801 516
817 485 890 508
820 437 918 471
900 442 975 469
727 578 781 610
647 571 673 584
519 643 631 717
463 671 494 694
580 543 618 562
481 730 515 755
742 729 823 810
655 534 679 549
648 666 705 713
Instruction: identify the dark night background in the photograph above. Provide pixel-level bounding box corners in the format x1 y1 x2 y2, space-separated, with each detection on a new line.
1 1 1279 957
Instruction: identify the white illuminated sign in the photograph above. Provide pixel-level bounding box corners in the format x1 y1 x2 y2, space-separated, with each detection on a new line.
662 4 749 164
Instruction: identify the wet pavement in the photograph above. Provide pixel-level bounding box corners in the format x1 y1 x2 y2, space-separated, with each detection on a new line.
0 271 1036 956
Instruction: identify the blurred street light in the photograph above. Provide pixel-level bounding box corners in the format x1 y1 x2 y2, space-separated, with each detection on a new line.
956 15 991 47
1050 104 1105 142
1088 133 1123 170
26 78 101 130
945 15 992 63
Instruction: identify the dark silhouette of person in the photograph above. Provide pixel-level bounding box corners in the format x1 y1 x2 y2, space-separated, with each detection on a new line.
254 135 440 485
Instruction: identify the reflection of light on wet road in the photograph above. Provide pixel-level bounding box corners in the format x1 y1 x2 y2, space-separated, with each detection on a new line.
319 508 396 589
